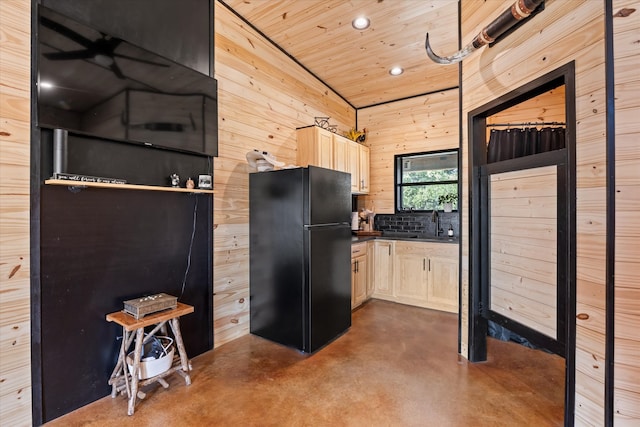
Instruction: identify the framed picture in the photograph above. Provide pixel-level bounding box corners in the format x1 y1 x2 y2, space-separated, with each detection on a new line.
198 174 212 189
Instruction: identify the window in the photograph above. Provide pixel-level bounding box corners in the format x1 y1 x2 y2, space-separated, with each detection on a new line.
395 149 458 212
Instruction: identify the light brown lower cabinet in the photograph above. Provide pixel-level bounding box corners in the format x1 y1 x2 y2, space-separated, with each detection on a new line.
366 241 375 298
394 242 429 303
351 242 368 309
371 240 394 296
371 240 459 313
427 255 459 312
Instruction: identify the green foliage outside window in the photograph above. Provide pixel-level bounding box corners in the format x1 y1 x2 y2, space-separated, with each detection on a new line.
396 150 458 212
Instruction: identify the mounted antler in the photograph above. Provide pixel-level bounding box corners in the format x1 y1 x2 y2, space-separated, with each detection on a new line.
425 0 545 65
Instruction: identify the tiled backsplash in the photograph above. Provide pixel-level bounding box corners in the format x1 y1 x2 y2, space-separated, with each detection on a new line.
374 212 460 238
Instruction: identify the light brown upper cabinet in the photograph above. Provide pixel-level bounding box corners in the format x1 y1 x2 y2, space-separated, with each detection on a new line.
297 126 369 194
346 140 369 194
347 141 359 192
357 144 370 194
333 135 348 173
297 126 334 169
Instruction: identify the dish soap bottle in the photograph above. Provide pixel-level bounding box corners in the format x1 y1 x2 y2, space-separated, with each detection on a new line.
448 224 454 237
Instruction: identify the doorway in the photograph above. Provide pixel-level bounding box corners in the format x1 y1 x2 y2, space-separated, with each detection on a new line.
467 62 576 422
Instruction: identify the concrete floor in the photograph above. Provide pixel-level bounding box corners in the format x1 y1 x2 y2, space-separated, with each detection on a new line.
47 300 565 426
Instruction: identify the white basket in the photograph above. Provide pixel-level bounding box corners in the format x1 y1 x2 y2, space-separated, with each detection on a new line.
126 336 174 380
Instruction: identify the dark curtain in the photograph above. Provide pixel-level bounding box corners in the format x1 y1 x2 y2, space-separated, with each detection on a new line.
487 127 565 163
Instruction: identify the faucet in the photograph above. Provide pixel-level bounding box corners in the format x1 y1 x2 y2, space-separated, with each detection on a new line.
431 210 443 237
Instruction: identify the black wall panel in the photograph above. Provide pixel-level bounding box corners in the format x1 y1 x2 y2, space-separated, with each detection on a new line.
40 186 212 422
41 130 212 187
32 1 215 422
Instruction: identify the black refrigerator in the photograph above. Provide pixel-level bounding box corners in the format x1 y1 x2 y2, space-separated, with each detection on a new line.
249 166 352 353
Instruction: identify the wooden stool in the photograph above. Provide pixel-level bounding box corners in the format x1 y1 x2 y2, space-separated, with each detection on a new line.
106 302 194 415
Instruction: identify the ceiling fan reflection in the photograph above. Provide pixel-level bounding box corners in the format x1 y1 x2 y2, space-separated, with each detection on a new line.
40 15 169 80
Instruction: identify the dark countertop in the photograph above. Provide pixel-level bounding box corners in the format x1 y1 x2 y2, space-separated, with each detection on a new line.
351 233 459 244
351 235 376 243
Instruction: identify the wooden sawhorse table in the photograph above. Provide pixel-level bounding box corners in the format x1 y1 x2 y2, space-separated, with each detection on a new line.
106 302 194 415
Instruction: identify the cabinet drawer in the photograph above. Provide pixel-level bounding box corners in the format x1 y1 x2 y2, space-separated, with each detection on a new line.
423 242 458 258
351 242 367 258
395 241 458 258
394 241 427 256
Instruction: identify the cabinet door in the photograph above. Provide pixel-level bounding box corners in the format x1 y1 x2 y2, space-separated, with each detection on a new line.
394 253 428 303
351 257 358 308
372 241 394 296
427 256 459 313
351 243 367 308
353 255 367 307
347 140 360 193
334 136 348 173
393 241 429 305
296 127 333 169
317 129 334 169
358 144 370 194
366 241 375 297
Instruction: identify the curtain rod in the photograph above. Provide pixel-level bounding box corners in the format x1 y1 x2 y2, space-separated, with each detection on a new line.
487 121 566 127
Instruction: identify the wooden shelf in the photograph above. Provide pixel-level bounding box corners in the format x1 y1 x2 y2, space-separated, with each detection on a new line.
106 302 195 331
44 179 215 194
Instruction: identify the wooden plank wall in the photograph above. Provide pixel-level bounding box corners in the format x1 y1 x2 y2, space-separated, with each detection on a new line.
486 86 565 141
490 166 558 339
487 86 565 125
613 0 640 423
357 89 460 214
0 0 32 425
460 0 607 424
213 2 355 347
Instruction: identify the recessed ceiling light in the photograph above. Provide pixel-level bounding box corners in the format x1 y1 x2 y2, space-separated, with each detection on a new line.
352 16 370 30
39 81 54 89
389 67 404 76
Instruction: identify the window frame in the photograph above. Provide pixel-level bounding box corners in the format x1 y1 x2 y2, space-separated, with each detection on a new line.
394 148 459 213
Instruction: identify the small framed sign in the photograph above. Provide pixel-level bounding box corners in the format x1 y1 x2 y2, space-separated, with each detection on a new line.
198 174 212 189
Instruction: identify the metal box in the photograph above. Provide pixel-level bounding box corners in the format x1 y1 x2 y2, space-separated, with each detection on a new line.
123 293 178 319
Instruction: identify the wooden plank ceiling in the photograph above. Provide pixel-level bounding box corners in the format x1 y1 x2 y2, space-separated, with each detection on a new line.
220 0 459 108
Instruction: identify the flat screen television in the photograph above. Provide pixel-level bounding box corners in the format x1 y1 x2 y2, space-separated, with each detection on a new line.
36 5 218 157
